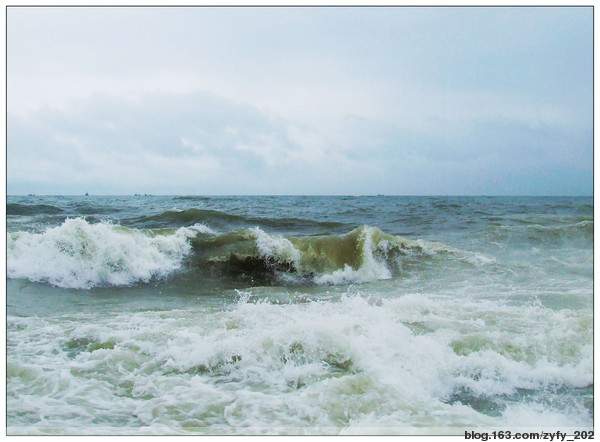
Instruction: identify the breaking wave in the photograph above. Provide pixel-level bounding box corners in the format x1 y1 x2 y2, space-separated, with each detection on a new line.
7 293 593 433
7 218 215 289
7 218 491 290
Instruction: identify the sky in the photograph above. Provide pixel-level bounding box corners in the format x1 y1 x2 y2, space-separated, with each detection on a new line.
7 6 593 195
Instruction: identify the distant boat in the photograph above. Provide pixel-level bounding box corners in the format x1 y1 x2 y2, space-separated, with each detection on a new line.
85 192 89 196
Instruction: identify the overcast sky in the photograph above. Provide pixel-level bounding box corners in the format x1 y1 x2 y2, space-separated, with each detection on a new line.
7 6 593 195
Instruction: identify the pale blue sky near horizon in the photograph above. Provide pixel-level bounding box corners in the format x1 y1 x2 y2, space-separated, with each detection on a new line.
7 6 593 196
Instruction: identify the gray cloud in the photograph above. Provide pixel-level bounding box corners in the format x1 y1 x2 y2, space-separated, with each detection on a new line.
8 89 591 196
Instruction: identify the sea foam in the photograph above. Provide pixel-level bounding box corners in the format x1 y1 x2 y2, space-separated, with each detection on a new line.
7 291 592 433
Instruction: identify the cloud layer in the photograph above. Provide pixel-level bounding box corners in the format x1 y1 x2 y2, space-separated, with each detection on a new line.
7 7 593 195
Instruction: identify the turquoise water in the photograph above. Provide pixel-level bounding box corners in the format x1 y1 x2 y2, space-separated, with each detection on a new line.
6 195 593 434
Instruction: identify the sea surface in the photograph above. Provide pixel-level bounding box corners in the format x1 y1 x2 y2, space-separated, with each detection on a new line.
6 195 594 434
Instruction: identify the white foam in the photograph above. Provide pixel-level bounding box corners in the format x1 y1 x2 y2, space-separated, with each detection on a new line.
249 227 301 267
7 218 206 289
188 223 217 235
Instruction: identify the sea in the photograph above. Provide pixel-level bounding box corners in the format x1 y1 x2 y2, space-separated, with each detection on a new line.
6 195 594 435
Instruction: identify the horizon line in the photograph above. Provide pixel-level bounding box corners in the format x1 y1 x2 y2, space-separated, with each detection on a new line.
6 193 593 198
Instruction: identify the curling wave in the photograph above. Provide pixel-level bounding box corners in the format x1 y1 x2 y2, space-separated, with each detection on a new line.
190 225 477 285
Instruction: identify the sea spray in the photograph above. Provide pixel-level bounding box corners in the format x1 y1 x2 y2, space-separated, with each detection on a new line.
250 227 302 269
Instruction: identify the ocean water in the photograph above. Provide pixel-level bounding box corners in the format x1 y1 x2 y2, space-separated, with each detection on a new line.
6 195 593 434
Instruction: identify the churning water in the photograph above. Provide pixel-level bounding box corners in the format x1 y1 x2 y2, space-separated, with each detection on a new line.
6 195 593 434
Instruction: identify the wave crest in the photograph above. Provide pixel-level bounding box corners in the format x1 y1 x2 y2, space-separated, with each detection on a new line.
7 219 481 289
